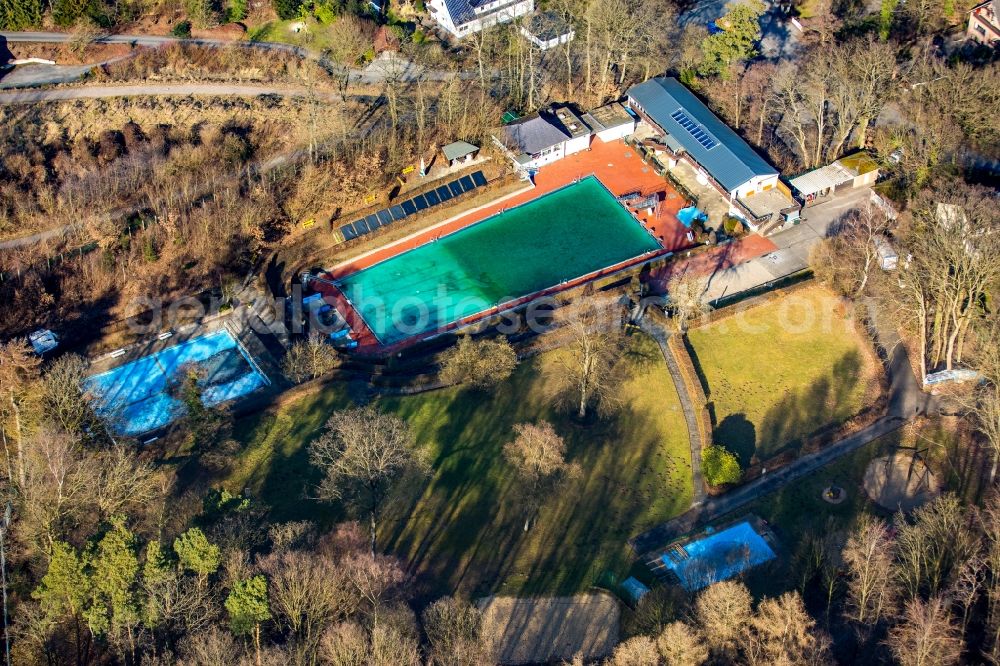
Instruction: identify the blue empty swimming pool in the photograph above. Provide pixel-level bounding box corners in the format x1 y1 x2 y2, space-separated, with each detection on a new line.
84 330 268 436
660 521 776 591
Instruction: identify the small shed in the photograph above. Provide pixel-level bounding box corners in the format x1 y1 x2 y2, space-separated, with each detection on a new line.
520 11 575 50
875 236 898 271
442 140 479 167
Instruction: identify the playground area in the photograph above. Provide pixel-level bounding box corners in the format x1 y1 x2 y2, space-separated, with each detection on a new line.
308 140 694 351
863 452 942 512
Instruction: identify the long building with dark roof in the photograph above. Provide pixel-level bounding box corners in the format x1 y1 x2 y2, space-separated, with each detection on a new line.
626 76 779 199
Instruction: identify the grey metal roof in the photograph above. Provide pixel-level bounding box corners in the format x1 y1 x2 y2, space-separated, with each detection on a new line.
442 140 479 161
443 0 474 24
444 0 500 24
502 114 570 155
627 77 778 193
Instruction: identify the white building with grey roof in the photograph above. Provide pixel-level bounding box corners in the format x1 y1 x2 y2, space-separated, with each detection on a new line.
496 103 592 171
428 0 534 38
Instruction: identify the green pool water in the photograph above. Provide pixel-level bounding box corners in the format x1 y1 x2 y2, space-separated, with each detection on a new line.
339 176 661 344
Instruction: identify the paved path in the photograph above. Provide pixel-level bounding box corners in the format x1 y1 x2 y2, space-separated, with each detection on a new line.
0 83 345 104
630 414 908 554
638 315 706 505
630 289 934 555
696 187 873 302
0 31 467 85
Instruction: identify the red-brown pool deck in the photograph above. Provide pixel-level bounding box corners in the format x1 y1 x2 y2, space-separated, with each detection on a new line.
311 140 777 353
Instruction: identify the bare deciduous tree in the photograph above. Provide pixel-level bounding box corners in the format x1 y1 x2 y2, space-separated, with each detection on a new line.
656 620 708 666
282 334 340 384
843 513 897 625
886 595 962 666
421 596 498 666
666 273 712 332
555 296 626 419
439 335 517 390
309 406 425 554
503 421 580 531
608 635 659 666
0 338 42 488
741 591 832 666
695 580 753 656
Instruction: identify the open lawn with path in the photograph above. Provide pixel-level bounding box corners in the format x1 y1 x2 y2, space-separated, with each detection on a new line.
686 285 881 463
227 332 692 597
728 419 974 599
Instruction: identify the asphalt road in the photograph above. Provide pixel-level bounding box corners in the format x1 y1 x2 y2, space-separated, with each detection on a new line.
0 83 345 104
0 31 464 85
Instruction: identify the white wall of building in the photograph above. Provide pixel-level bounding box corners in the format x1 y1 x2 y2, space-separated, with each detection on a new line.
519 26 574 50
595 122 635 143
564 134 591 156
430 0 534 38
732 173 779 199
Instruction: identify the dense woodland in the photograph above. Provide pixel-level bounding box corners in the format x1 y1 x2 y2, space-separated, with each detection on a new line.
0 0 999 662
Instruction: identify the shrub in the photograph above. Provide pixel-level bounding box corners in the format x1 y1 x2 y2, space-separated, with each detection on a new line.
272 0 302 20
722 215 743 236
0 0 43 29
703 444 742 486
172 19 193 37
225 0 247 21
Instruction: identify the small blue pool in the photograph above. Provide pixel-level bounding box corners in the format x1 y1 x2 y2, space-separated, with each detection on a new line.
84 330 268 436
660 521 776 591
677 206 708 228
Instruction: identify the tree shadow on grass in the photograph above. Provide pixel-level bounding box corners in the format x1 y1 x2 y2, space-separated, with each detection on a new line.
715 414 756 467
755 350 863 461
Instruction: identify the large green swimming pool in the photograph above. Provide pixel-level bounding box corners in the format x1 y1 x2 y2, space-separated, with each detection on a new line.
338 176 661 344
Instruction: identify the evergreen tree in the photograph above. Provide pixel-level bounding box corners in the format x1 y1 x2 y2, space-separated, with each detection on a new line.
33 541 91 623
698 0 766 78
173 527 221 586
84 517 142 659
0 0 43 30
226 576 271 665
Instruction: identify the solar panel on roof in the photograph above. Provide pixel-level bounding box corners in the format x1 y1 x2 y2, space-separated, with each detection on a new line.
471 171 487 187
436 186 453 202
341 224 358 240
389 205 406 221
448 181 464 197
376 210 392 226
459 175 474 191
401 199 417 216
670 109 718 151
412 194 428 211
365 214 380 229
353 219 370 234
425 190 440 206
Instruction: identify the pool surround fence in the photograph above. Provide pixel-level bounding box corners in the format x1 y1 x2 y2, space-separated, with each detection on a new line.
320 175 672 351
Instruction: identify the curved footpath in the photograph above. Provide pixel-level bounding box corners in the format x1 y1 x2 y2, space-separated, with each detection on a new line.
0 83 343 104
638 314 707 506
0 31 467 84
630 296 936 555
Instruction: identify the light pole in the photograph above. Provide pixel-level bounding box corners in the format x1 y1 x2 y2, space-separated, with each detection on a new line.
1 501 11 666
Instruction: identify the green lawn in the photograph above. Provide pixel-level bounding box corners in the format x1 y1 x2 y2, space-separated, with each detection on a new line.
228 333 692 596
686 286 880 463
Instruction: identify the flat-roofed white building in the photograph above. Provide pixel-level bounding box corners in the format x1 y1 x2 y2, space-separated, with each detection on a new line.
582 102 636 143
